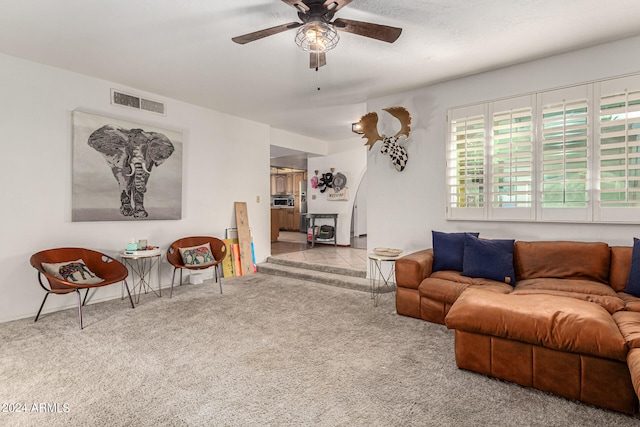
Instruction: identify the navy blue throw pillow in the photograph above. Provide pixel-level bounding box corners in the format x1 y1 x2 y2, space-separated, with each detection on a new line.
625 238 640 297
432 231 480 272
461 234 516 285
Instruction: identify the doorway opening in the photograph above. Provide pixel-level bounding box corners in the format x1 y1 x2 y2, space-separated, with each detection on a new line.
350 170 367 249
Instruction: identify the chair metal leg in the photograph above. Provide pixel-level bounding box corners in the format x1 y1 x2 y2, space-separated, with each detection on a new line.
123 279 135 309
34 292 50 322
82 288 90 306
216 265 223 294
76 289 83 330
170 267 177 298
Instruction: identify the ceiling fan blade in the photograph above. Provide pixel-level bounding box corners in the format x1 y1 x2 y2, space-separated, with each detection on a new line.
232 22 301 45
310 52 327 69
324 0 353 13
281 0 310 13
333 18 402 43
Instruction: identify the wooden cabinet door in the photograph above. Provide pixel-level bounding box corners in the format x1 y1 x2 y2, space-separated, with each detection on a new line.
275 175 286 194
287 210 295 230
286 174 294 194
278 209 286 230
270 210 280 242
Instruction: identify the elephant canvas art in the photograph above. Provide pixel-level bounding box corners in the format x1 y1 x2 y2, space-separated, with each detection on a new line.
72 111 182 221
88 124 175 218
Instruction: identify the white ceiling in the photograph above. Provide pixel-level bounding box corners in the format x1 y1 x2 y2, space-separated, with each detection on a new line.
2 0 640 142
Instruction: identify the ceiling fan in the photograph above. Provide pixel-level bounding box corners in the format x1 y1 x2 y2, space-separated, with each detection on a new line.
232 0 402 69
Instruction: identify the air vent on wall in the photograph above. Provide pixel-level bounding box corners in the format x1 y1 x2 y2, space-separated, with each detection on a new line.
111 89 166 115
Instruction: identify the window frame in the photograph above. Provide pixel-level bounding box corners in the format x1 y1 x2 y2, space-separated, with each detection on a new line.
595 74 640 223
446 72 640 224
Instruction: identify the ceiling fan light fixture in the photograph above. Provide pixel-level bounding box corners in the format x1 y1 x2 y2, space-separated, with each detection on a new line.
295 22 339 53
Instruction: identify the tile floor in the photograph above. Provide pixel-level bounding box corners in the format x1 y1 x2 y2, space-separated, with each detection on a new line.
271 231 368 271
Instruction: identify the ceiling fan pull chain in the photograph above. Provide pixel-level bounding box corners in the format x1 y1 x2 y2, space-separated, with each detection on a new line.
316 54 321 91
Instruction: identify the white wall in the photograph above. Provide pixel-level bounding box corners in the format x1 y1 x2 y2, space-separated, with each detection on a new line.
0 53 317 323
327 135 366 155
366 35 640 255
270 128 327 156
307 146 367 245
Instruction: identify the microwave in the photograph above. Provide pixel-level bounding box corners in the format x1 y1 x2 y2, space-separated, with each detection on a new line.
273 197 294 207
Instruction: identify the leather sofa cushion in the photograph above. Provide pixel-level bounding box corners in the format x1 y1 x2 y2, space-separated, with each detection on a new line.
395 249 433 290
510 288 624 314
419 277 468 304
445 288 628 362
514 241 610 283
511 278 623 313
514 278 618 296
613 311 640 348
628 348 640 399
619 292 640 312
610 246 633 292
419 271 512 304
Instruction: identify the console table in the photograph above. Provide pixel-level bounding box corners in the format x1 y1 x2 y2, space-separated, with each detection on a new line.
306 213 338 248
368 253 401 307
121 248 162 303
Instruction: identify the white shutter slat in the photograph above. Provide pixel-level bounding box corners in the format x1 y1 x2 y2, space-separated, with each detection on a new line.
599 83 640 210
491 103 534 213
448 112 486 214
540 95 589 211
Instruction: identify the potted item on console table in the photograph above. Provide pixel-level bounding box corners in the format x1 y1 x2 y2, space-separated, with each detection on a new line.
124 238 161 256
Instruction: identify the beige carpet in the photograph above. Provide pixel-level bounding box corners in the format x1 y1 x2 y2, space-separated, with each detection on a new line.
1 274 639 426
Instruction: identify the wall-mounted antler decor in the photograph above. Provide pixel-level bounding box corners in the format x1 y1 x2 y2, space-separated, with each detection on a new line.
358 106 412 172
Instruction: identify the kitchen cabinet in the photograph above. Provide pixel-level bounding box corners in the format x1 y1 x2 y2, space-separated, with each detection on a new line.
278 209 289 231
271 172 306 195
270 209 280 242
286 174 294 194
276 175 287 194
288 209 295 230
276 208 296 231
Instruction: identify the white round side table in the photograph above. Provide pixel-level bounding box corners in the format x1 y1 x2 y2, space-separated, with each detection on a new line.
121 248 162 304
368 252 402 307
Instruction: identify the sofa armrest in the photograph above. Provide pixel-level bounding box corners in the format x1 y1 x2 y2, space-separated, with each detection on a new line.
395 249 433 290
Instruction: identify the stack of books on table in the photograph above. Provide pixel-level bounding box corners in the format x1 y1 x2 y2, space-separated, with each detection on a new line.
124 246 161 256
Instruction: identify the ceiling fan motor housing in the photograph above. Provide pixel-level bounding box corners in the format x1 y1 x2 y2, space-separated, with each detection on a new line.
296 0 337 23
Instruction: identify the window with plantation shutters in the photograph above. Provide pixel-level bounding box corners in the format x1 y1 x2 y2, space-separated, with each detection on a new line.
595 74 640 222
490 96 535 221
447 105 486 220
446 72 640 224
540 102 589 206
537 85 591 222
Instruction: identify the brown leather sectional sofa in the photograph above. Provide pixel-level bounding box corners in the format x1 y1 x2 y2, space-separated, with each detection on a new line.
395 240 640 414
